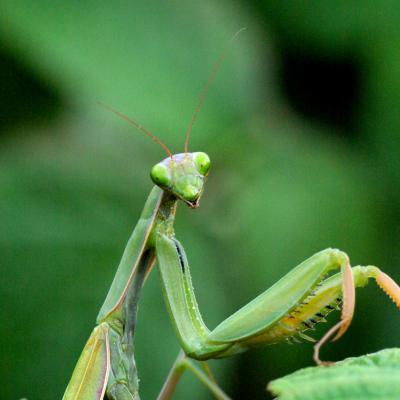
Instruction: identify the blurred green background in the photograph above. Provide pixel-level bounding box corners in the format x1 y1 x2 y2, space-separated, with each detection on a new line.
1 2 400 399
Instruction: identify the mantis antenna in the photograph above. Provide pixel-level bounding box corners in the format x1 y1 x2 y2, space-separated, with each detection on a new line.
98 102 173 158
184 27 246 153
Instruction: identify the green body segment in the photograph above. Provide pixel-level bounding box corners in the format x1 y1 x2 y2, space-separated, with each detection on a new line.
105 327 140 400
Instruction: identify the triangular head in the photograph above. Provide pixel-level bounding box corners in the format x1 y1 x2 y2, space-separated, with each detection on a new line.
150 152 211 208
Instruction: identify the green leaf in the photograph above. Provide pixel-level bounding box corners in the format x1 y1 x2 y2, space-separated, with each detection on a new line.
269 348 400 400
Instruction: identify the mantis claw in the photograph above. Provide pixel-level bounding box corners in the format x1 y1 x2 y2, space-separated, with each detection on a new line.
313 259 355 365
332 262 355 342
313 265 400 365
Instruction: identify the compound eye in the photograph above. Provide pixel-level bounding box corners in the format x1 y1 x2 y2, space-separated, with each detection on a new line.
150 163 170 187
194 152 211 176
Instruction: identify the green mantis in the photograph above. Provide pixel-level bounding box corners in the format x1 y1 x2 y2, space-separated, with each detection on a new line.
63 37 400 400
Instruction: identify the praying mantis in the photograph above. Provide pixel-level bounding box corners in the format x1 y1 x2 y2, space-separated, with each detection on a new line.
63 33 400 400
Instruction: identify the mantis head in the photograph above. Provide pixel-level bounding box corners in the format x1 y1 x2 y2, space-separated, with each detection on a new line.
150 152 210 208
100 30 243 209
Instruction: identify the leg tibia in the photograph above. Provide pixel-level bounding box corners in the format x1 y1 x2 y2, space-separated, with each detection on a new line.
285 265 399 335
312 265 400 364
300 265 400 345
